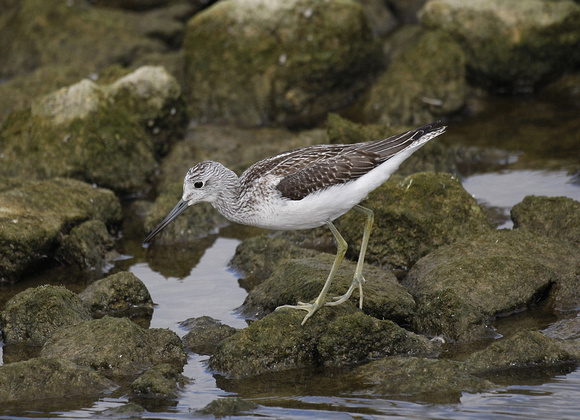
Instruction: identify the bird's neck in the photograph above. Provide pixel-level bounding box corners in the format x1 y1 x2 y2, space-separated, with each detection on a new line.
211 168 243 221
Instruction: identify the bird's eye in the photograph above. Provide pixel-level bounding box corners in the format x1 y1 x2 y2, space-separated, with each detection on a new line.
194 181 204 189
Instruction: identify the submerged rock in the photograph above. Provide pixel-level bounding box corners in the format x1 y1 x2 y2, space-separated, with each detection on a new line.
420 0 580 91
239 251 415 323
197 398 259 417
0 178 121 282
210 306 435 378
511 195 580 245
466 330 580 377
41 316 186 376
183 0 382 127
79 271 154 318
181 316 238 355
403 230 580 342
0 285 92 345
336 172 492 272
0 66 187 194
0 357 115 403
361 28 466 126
353 356 496 403
130 363 190 399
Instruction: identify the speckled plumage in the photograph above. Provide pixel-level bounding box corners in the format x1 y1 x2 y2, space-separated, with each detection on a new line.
144 121 446 324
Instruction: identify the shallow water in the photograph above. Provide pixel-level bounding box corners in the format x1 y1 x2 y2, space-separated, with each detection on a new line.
1 95 580 418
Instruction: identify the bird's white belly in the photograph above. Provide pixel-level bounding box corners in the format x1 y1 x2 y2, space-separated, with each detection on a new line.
246 182 368 230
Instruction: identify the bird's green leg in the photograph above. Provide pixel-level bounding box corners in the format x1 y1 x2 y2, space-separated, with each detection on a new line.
276 220 347 325
327 205 374 309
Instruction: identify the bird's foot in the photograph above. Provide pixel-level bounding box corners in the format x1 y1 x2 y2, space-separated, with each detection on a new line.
275 300 323 325
327 274 365 308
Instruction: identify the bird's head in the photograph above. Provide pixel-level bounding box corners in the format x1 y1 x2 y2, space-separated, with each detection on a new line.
143 161 229 244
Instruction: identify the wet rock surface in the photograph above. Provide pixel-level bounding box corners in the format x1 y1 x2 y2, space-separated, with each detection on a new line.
361 28 466 125
353 356 496 403
130 363 189 399
210 306 435 378
1 0 580 416
0 66 187 194
0 285 92 345
511 195 580 245
79 271 154 319
403 230 580 341
40 316 186 376
239 251 415 323
0 357 116 403
0 178 122 282
420 0 580 91
183 0 382 127
181 316 238 355
336 172 493 272
54 220 117 271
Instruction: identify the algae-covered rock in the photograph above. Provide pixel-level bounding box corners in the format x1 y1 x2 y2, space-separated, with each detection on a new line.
361 28 466 125
230 235 318 282
0 0 167 79
0 66 187 194
465 330 580 376
353 356 496 403
181 316 238 355
0 357 116 403
0 178 122 282
239 252 416 323
184 0 382 127
511 195 580 244
197 398 259 417
130 363 189 398
41 316 186 376
420 0 580 91
337 172 492 272
54 220 116 271
79 271 154 318
403 230 580 342
210 306 435 378
0 285 92 345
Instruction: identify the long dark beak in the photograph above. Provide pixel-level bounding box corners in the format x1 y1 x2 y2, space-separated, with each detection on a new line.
143 199 189 244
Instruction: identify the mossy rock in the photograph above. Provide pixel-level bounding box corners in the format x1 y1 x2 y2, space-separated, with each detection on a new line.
511 195 580 245
352 356 496 404
239 251 416 324
183 0 382 127
79 271 154 318
0 0 166 78
54 220 116 271
420 0 580 91
466 330 580 377
403 230 580 342
41 316 186 376
360 28 466 125
0 178 121 281
0 357 115 403
0 66 187 194
336 172 493 272
0 285 92 345
210 306 435 378
130 363 190 399
181 316 238 355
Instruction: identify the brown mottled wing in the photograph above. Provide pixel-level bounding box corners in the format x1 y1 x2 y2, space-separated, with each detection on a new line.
240 144 350 189
275 148 382 200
